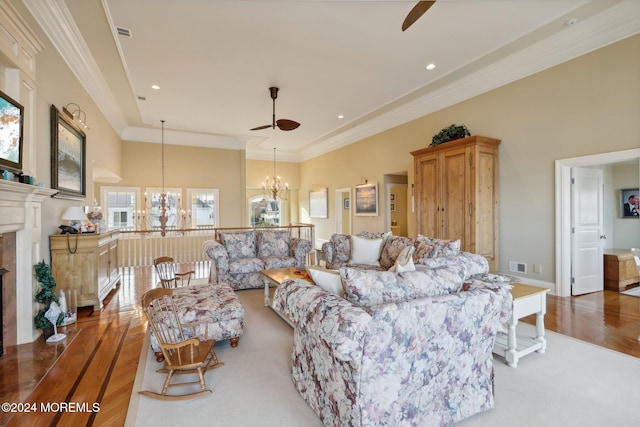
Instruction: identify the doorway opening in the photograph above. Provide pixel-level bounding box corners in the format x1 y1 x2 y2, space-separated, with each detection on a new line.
335 187 351 235
555 148 640 297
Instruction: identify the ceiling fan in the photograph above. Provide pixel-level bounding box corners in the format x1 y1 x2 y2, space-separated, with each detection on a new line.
402 1 436 31
250 87 301 131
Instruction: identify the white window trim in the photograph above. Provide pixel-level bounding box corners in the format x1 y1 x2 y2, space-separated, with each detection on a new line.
186 188 220 228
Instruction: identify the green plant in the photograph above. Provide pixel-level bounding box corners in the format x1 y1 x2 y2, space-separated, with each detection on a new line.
33 261 63 330
431 124 471 147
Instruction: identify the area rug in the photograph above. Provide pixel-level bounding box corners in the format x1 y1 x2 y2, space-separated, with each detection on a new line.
126 289 640 427
621 286 640 297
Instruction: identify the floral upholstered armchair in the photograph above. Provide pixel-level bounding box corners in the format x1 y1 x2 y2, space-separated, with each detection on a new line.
203 229 312 290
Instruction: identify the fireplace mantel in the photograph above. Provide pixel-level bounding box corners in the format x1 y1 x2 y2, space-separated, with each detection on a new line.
0 180 56 344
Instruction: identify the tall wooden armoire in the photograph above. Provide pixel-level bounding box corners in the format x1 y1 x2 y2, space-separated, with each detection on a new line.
411 135 500 272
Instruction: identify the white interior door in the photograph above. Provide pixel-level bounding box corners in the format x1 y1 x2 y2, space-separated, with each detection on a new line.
571 167 605 295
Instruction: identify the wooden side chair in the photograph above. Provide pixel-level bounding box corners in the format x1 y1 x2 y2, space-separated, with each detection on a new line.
139 287 223 401
153 256 195 288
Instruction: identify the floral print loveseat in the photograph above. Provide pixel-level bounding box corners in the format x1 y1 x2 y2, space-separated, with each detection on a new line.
322 232 489 277
204 229 312 290
272 265 512 426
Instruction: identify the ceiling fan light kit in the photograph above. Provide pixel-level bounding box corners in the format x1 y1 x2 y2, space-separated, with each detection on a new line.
251 87 301 132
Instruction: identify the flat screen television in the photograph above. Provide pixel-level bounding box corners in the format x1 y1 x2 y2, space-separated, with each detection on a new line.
0 89 24 174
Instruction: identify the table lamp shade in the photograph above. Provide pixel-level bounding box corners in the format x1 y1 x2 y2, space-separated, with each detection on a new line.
61 206 88 221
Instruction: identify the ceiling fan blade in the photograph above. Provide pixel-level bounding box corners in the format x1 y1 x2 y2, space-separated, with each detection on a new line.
402 1 436 31
250 124 273 131
276 119 300 131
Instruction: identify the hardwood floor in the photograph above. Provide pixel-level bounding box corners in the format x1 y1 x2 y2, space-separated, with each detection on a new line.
0 266 639 426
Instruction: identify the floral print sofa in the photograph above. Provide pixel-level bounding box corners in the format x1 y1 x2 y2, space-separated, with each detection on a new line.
272 265 512 426
322 232 489 277
204 229 312 290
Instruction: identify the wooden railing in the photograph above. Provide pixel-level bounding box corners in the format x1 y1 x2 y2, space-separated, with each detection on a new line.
118 223 315 268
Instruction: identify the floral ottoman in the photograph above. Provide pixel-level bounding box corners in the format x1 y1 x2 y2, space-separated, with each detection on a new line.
148 282 245 361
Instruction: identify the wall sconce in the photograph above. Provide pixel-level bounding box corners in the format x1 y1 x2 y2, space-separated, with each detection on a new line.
63 103 90 130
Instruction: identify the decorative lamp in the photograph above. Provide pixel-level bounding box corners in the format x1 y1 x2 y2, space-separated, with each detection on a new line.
61 206 88 231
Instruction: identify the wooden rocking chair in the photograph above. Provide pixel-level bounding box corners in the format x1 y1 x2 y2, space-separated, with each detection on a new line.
139 287 223 400
153 256 195 288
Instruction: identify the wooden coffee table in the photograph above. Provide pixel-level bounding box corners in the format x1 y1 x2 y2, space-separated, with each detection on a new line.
261 267 313 326
493 282 550 367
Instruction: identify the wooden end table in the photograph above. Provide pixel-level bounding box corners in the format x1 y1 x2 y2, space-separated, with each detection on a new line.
493 282 550 367
261 267 313 327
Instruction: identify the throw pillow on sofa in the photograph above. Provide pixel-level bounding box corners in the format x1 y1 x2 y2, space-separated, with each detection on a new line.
379 235 414 270
340 264 467 307
256 229 290 257
388 245 416 273
415 235 461 260
306 266 344 297
219 231 257 259
349 235 385 266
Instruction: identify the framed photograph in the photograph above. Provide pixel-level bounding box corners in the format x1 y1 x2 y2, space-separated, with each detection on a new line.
390 193 396 201
344 198 350 209
309 187 328 218
51 105 86 200
390 203 396 211
620 188 639 218
355 182 378 216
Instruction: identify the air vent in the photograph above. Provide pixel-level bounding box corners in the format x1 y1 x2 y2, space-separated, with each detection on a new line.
116 26 132 38
137 96 146 101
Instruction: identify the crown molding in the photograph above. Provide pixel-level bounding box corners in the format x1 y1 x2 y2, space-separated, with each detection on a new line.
121 126 249 151
296 0 640 162
22 0 128 133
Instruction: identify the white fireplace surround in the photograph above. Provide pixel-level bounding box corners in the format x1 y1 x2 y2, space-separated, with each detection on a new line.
0 180 56 344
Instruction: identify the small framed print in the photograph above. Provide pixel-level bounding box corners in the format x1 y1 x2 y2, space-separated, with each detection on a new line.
390 193 396 201
344 198 350 209
620 188 639 218
390 203 396 211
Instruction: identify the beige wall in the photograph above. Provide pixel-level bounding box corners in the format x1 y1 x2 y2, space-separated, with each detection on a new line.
113 141 246 228
9 0 123 260
300 34 640 284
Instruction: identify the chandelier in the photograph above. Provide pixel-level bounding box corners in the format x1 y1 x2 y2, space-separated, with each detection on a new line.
134 120 187 236
262 148 288 201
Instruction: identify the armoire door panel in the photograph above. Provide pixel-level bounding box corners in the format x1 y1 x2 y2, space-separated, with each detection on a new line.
417 155 439 237
441 149 467 243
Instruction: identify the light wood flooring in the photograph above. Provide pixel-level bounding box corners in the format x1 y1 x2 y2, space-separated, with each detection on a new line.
1 265 639 426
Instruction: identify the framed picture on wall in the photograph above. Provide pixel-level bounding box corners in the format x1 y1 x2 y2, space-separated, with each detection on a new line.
354 182 378 216
344 198 350 209
51 105 86 200
620 188 639 218
309 187 328 218
390 203 396 211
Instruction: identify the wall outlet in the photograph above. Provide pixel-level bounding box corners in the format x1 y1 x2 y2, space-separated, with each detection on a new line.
509 261 527 274
533 264 542 273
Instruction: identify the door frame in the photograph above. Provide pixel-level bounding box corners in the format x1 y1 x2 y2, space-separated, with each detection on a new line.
555 148 640 297
335 187 351 235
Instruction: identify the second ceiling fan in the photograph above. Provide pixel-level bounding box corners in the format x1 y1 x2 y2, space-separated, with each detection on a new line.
250 87 301 131
402 1 436 31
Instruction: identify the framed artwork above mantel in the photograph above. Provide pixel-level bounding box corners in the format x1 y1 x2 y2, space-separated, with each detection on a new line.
51 105 86 200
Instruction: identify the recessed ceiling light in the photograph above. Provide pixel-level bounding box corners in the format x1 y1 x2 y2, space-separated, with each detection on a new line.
426 63 436 71
337 115 344 119
564 18 578 27
151 84 160 90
